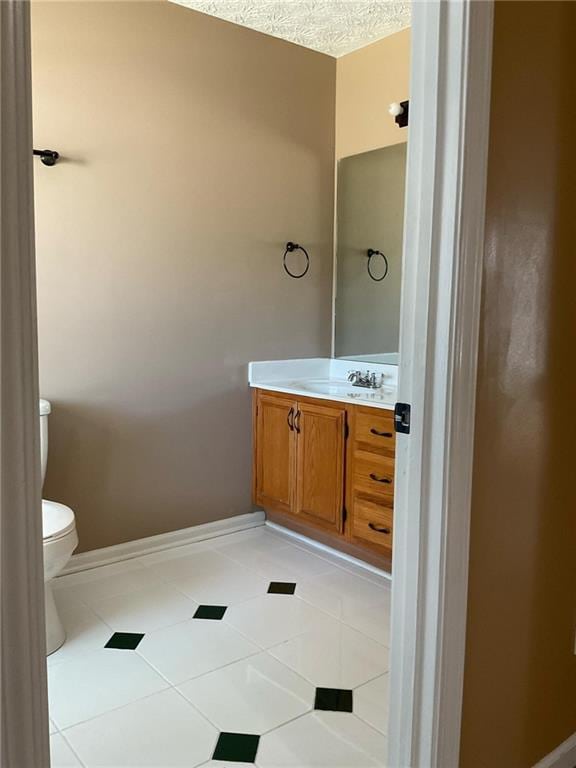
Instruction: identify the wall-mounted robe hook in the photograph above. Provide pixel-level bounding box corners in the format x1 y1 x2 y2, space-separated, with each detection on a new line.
33 149 59 166
283 241 310 279
388 100 409 128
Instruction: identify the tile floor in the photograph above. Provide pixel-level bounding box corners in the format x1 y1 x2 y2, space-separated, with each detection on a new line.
48 525 391 767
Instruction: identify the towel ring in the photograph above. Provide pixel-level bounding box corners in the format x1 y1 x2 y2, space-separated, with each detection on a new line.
366 248 389 282
283 242 310 279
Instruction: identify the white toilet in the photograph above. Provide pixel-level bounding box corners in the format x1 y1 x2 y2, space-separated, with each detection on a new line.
40 399 79 655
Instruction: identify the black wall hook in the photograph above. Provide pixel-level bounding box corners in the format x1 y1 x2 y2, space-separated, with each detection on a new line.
33 149 59 166
283 241 310 279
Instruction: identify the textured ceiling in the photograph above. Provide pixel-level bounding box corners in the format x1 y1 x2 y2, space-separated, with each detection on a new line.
170 1 411 58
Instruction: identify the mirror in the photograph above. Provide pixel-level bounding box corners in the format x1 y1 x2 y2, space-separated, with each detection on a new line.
334 142 407 363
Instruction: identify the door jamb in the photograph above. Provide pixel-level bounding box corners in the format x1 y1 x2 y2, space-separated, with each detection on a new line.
388 1 494 765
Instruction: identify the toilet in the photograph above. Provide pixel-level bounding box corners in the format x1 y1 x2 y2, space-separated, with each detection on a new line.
40 399 79 655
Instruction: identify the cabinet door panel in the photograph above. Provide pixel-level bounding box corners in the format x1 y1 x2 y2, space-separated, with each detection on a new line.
255 393 297 515
295 401 345 533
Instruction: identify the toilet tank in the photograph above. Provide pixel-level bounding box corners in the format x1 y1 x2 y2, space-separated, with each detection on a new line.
39 399 51 485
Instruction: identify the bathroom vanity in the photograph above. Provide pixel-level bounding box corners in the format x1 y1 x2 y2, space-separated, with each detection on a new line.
249 142 407 570
249 359 397 570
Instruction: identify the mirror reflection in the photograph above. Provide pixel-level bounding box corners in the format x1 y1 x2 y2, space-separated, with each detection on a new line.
334 142 407 363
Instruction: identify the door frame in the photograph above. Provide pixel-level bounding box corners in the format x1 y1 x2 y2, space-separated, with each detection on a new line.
388 1 494 766
5 0 494 764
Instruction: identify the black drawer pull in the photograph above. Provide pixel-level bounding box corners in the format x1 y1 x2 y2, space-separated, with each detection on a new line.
369 522 391 535
287 408 294 431
370 473 392 484
370 428 393 438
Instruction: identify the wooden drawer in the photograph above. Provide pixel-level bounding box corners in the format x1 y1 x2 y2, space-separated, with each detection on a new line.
353 452 395 501
351 496 393 551
354 409 396 457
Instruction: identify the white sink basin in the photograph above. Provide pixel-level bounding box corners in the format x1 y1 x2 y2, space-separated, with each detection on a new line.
297 379 356 396
290 379 395 402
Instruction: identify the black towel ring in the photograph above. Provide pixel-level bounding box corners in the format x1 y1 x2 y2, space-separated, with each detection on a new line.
366 248 389 282
283 242 310 279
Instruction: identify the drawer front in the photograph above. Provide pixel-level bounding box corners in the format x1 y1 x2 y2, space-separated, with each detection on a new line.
351 496 393 551
353 454 395 500
354 410 396 457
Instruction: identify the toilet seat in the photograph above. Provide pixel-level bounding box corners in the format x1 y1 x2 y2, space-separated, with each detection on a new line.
42 500 76 542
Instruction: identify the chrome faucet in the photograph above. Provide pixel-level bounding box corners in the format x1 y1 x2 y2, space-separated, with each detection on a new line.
347 370 385 389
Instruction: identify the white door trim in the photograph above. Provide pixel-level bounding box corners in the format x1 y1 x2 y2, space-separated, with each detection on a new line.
388 2 494 766
533 732 576 768
0 1 51 764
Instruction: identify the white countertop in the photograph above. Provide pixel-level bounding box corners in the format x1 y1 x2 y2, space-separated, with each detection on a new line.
248 358 397 411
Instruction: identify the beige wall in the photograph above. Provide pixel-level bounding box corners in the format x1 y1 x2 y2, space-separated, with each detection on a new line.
32 1 336 551
335 29 410 160
461 3 576 765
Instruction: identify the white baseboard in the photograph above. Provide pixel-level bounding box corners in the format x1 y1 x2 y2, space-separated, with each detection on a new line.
533 732 576 768
61 511 266 575
265 521 391 581
61 510 391 583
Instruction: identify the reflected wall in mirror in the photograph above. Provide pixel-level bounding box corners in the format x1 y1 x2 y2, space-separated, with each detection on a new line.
334 142 407 363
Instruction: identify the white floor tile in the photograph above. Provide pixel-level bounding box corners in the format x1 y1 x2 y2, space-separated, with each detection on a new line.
343 600 390 647
285 539 356 568
50 734 83 767
210 548 296 583
277 537 389 584
48 647 168 729
90 583 198 633
139 548 228 583
354 673 389 735
211 526 291 555
297 569 390 620
137 617 259 684
45 528 392 768
165 557 270 606
201 763 257 768
269 623 389 689
63 688 217 767
333 561 391 588
48 597 114 668
225 595 337 649
137 539 216 567
53 560 161 605
50 718 58 734
179 652 313 734
234 545 335 582
257 711 387 767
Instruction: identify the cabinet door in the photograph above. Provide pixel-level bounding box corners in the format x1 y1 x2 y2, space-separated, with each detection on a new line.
294 401 346 533
255 392 297 515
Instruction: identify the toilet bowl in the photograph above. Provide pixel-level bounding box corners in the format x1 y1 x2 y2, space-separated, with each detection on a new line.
40 399 79 655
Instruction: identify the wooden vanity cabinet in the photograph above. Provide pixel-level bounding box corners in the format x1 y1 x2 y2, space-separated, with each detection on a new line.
294 401 346 533
253 391 345 534
253 393 297 516
346 406 396 560
253 389 396 568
